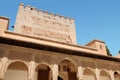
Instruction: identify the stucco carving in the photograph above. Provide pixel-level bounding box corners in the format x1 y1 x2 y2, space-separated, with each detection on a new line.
9 50 32 61
81 60 96 69
97 62 110 70
0 49 5 58
34 53 53 64
111 63 120 71
0 44 120 72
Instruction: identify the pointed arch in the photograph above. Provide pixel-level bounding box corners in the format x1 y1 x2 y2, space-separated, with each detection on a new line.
58 75 63 80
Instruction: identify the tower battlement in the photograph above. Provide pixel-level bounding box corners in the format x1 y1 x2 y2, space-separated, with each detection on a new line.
14 3 77 44
19 3 74 22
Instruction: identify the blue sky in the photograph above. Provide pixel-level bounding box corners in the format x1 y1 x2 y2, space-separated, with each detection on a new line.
0 0 120 56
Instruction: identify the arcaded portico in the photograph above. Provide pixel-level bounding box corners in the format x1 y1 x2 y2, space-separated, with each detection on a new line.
0 3 120 80
0 43 120 80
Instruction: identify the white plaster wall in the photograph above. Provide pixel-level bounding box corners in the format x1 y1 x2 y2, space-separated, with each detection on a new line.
83 75 95 80
33 72 38 80
100 76 110 80
4 69 28 80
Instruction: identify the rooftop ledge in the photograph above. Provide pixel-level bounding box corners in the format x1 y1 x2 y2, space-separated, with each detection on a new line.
1 30 120 62
1 30 97 54
0 16 9 20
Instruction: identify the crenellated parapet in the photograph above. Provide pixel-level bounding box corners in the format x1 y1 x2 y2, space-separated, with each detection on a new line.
19 3 74 22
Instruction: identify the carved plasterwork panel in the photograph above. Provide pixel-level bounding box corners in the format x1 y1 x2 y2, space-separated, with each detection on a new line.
9 50 32 61
0 48 5 58
34 52 53 64
97 62 110 70
111 62 120 71
81 60 96 69
1 44 120 72
53 53 79 67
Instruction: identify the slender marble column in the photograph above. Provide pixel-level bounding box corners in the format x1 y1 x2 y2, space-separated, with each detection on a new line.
77 66 83 80
95 68 100 80
0 57 8 80
28 61 35 80
110 70 114 80
52 64 58 80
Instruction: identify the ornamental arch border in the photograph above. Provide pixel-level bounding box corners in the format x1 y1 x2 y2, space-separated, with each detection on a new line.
6 59 29 70
99 69 111 76
83 67 96 74
35 62 52 71
99 69 112 80
58 58 78 68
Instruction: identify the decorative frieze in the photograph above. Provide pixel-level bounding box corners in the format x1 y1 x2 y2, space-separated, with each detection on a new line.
1 44 120 72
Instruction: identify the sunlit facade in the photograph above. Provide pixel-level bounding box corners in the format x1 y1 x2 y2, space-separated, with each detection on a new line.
0 3 120 80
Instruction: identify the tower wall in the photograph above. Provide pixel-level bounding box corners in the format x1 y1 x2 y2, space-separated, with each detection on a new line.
0 16 9 34
86 40 107 55
14 3 76 44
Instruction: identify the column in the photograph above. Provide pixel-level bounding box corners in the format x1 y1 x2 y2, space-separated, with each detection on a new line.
77 66 83 80
28 61 35 80
52 64 58 80
95 68 100 80
0 59 2 80
0 57 8 80
110 70 114 80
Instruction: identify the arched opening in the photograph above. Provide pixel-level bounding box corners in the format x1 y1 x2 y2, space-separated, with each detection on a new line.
100 70 111 80
59 60 77 80
5 61 28 80
35 64 52 80
58 76 63 80
114 72 120 80
83 69 96 80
